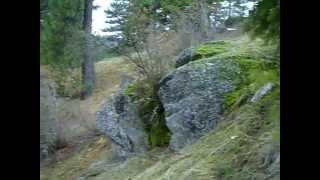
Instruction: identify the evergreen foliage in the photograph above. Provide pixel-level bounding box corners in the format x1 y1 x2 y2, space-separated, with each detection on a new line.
245 0 280 44
40 0 84 97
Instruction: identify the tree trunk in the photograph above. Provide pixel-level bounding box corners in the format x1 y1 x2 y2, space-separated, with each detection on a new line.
228 0 232 18
81 0 95 99
198 0 211 40
192 0 211 44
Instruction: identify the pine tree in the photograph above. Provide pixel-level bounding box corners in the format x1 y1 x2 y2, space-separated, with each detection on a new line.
41 0 84 97
81 0 95 99
103 0 130 41
245 0 280 43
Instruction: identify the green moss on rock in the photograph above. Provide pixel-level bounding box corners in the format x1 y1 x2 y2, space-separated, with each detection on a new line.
187 50 279 112
195 41 233 59
123 80 171 149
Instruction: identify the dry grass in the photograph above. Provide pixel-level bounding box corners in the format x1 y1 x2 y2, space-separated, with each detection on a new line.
82 57 137 114
40 136 110 180
78 57 138 133
41 56 138 179
42 56 137 141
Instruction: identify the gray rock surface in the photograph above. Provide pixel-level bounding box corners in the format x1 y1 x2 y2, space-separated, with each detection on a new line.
96 80 149 158
159 58 242 150
175 48 197 68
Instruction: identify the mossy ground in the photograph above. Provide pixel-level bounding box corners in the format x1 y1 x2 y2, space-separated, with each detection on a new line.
195 41 233 59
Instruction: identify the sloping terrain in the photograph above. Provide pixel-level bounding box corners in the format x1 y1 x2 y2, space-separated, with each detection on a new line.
41 36 279 180
40 57 137 180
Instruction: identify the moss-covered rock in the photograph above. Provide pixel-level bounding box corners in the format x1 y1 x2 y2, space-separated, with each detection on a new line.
196 40 233 58
160 37 279 150
123 79 172 149
159 57 244 150
175 40 233 68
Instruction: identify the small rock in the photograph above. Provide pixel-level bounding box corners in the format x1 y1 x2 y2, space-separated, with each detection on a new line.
175 48 196 68
250 82 274 103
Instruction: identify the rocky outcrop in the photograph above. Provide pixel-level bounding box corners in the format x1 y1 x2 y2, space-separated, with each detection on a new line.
96 81 148 158
159 58 242 150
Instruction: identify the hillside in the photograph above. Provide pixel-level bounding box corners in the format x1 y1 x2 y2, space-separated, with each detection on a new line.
40 36 279 180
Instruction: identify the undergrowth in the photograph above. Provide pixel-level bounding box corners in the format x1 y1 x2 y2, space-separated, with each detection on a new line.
124 79 171 149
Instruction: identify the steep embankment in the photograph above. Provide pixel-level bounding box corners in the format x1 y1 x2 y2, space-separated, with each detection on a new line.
41 36 279 180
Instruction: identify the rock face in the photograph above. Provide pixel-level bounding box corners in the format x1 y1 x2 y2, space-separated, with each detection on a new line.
159 58 242 150
96 81 148 158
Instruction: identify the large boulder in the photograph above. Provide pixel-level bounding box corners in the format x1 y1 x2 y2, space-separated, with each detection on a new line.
96 81 149 158
158 58 242 150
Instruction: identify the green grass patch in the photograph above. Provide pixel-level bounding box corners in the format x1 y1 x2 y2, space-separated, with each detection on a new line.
221 56 279 111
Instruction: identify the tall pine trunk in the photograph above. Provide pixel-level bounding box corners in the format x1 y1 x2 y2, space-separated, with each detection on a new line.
228 0 232 18
198 0 211 41
191 0 212 46
81 0 95 99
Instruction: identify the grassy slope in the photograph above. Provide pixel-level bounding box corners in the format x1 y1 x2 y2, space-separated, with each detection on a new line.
40 57 137 180
130 88 280 180
40 136 113 180
84 57 137 114
41 36 279 180
81 87 279 180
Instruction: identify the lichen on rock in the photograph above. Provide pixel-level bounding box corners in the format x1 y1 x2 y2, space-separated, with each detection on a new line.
96 80 149 159
159 58 242 150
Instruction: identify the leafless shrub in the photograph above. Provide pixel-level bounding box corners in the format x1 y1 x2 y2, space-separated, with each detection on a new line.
174 1 216 51
122 25 177 85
